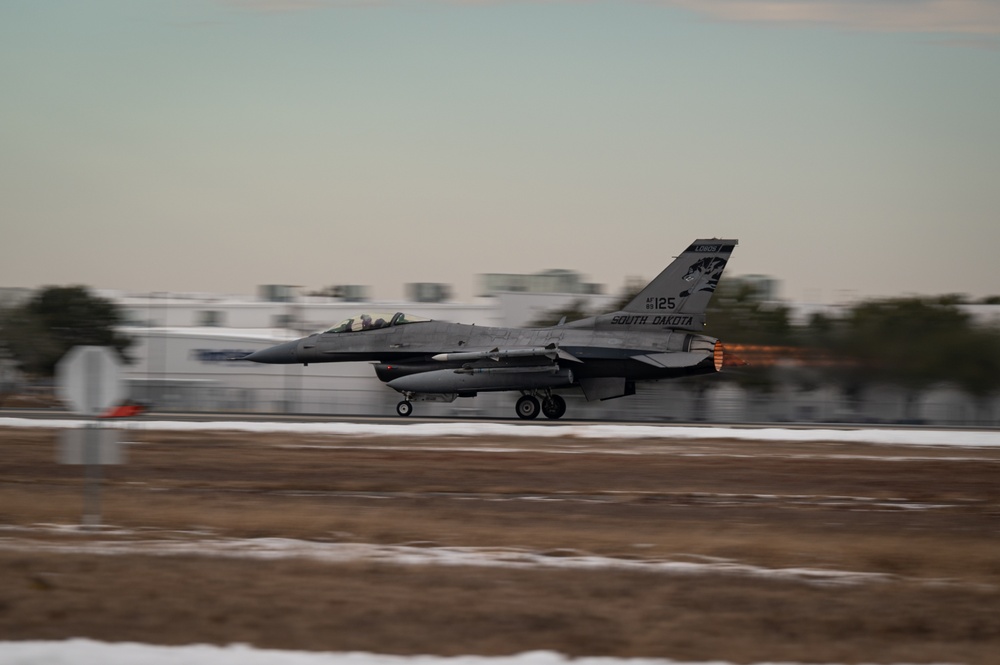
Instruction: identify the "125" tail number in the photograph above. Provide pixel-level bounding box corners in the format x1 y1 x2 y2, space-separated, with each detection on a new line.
646 297 676 310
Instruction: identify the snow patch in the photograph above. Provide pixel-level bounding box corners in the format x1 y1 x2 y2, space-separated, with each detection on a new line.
0 640 960 665
0 535 893 586
2 417 999 448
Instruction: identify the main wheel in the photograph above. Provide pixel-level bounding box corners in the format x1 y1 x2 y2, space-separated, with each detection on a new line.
396 400 413 417
515 395 540 420
541 394 567 420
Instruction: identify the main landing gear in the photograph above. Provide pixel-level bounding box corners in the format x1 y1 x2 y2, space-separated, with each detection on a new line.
516 393 566 420
396 400 413 417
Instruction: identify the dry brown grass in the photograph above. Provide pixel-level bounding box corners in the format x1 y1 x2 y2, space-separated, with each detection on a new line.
2 426 1000 663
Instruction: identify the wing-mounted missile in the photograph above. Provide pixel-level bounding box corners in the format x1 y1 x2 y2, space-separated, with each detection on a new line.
432 343 581 363
453 364 563 375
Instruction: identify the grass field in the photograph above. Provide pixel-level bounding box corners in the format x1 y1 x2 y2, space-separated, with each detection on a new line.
1 426 999 664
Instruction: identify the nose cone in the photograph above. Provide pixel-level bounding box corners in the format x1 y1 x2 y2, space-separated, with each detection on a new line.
243 340 299 364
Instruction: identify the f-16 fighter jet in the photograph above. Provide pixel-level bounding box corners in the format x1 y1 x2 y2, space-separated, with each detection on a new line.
244 239 738 419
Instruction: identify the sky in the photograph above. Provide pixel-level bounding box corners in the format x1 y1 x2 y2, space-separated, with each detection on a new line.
2 0 999 304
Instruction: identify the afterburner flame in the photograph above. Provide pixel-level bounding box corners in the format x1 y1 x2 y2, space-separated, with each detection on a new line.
719 344 844 368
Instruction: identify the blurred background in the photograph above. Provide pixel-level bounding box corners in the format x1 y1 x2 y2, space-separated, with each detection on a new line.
2 273 998 426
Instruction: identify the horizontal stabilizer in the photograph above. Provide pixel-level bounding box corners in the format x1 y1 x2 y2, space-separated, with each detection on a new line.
579 377 635 401
632 351 711 369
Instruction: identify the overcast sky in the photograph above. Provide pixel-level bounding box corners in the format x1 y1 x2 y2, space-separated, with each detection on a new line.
2 0 999 303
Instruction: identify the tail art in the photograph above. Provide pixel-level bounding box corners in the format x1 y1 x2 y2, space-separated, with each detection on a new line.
621 239 737 329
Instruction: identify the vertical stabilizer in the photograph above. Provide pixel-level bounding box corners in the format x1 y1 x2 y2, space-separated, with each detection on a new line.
623 239 738 317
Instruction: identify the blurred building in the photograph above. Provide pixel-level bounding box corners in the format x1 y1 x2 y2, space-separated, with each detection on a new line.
406 283 452 303
479 269 602 296
961 304 1000 329
0 287 33 309
735 274 779 301
110 289 501 334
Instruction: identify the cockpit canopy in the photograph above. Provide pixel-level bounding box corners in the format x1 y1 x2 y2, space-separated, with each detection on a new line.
323 312 430 334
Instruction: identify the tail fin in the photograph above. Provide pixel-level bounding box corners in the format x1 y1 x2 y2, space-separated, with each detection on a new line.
623 239 737 320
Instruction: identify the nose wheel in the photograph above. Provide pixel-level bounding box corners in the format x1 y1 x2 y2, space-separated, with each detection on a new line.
396 400 413 417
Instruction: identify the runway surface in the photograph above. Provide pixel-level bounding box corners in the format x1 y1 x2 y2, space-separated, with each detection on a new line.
2 421 998 663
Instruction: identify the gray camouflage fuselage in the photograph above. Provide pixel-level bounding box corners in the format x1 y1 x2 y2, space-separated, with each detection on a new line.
244 239 738 418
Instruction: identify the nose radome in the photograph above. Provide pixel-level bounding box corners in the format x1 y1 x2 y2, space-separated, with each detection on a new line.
243 340 299 364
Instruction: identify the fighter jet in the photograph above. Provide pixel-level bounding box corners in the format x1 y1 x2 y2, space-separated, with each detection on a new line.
244 239 738 419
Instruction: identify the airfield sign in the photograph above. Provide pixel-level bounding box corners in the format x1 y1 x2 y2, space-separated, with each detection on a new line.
54 345 127 527
56 345 125 416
